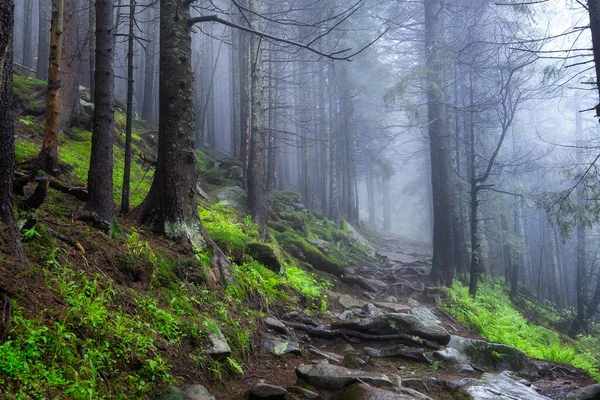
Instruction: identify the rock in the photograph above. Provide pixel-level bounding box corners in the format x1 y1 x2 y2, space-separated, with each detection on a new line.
338 294 368 310
448 336 539 378
287 386 321 399
340 309 369 320
340 383 432 400
264 317 287 334
206 327 231 361
364 303 383 317
407 298 419 307
375 302 412 313
385 296 398 303
249 383 287 400
365 292 377 300
160 385 216 400
410 307 440 324
216 186 248 209
343 223 377 256
344 275 388 293
341 344 356 353
364 345 432 364
247 242 284 273
224 165 243 180
79 98 94 115
459 365 476 374
295 364 394 390
342 353 370 369
441 377 477 391
308 346 343 363
463 372 551 400
379 252 422 265
331 313 451 346
307 238 332 253
562 384 600 400
262 336 301 356
433 347 468 366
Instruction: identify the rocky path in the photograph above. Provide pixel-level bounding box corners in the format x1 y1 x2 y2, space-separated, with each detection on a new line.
165 232 599 400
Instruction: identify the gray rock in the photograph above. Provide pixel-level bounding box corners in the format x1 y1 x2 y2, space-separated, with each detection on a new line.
459 364 477 374
262 335 301 356
340 309 369 320
264 317 287 334
308 346 343 363
224 165 243 180
407 298 419 307
448 336 539 378
410 307 440 324
343 223 377 256
364 345 431 364
342 353 370 369
344 274 388 293
562 384 600 400
249 383 287 399
375 302 412 313
247 242 284 273
385 296 398 303
463 372 551 400
331 313 451 346
295 363 393 390
206 328 231 361
287 386 322 399
433 347 468 366
160 385 216 400
340 383 432 400
364 303 383 317
216 186 247 209
307 238 332 253
338 293 368 310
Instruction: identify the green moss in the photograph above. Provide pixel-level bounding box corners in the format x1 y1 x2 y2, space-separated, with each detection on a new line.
12 75 46 100
273 230 344 276
14 140 39 163
444 282 600 380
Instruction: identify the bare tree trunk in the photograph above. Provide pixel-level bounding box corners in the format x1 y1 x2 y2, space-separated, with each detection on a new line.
239 10 251 187
0 0 27 265
266 50 278 191
318 68 328 215
59 0 81 130
425 0 454 287
231 20 241 157
120 0 135 215
36 0 50 80
328 62 339 223
141 4 156 122
382 175 391 232
87 0 95 98
367 166 376 226
86 0 115 231
22 0 34 68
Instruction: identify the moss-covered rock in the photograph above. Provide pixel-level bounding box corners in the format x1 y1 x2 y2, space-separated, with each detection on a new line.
274 231 344 276
246 242 285 273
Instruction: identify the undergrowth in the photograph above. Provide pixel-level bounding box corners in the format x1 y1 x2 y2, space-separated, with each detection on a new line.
444 282 600 380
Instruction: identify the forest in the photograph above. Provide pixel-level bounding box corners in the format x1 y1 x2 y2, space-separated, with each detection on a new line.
2 0 600 399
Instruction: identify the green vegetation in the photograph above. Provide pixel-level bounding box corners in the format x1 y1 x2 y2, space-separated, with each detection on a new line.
444 282 600 380
12 75 46 100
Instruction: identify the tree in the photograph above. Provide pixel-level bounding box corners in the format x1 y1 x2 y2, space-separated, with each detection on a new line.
424 0 455 286
0 0 26 265
121 0 136 215
22 0 34 68
36 0 51 81
86 0 115 231
59 0 81 131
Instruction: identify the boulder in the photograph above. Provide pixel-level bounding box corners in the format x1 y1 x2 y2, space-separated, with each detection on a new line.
338 294 368 310
295 364 393 390
160 385 216 400
307 238 332 254
247 242 284 273
287 386 321 399
342 353 370 369
448 336 539 378
262 335 302 356
340 383 432 400
364 345 432 364
375 302 411 313
224 165 243 180
249 383 287 400
463 372 551 400
433 347 468 366
206 327 231 361
342 223 376 256
331 313 451 346
216 186 248 209
264 317 287 334
364 303 383 317
561 384 600 400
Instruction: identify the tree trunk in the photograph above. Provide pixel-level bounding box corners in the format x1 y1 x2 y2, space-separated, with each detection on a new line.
328 62 339 223
587 0 600 116
367 166 376 226
87 0 115 231
120 0 135 215
318 68 328 215
0 0 26 265
266 51 278 191
141 4 156 122
382 175 391 232
22 0 34 68
59 0 81 130
247 0 267 236
87 0 95 98
36 0 50 80
425 0 454 287
239 11 251 187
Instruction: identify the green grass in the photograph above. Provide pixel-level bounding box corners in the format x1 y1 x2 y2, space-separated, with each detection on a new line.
13 75 46 99
14 140 39 163
444 282 600 380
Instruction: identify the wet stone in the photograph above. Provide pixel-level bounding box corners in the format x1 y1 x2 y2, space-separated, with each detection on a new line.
295 363 394 390
249 383 287 400
261 335 302 356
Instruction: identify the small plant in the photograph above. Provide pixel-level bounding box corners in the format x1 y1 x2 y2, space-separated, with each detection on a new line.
22 226 41 241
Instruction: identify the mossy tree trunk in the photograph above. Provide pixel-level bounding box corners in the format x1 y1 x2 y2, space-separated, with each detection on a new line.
0 0 26 265
86 0 115 231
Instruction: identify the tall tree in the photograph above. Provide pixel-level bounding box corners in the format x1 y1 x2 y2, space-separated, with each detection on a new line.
424 0 455 286
59 0 81 130
121 0 136 215
86 0 115 231
36 0 50 80
141 3 156 122
22 0 34 68
0 0 26 265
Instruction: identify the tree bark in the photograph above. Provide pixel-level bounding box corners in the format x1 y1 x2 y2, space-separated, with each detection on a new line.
141 3 156 122
0 0 26 265
425 0 454 287
239 7 251 187
36 0 50 80
328 61 339 223
120 0 135 215
59 0 80 131
22 0 34 68
247 0 267 236
87 0 115 231
87 0 95 98
382 174 391 232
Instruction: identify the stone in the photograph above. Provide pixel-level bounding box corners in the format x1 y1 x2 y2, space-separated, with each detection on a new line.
364 345 432 364
562 384 600 400
216 186 248 209
365 292 377 300
249 383 287 400
206 327 231 361
375 302 412 313
331 313 451 346
160 385 216 400
307 238 332 253
287 386 321 399
407 298 419 307
340 309 369 320
247 242 284 273
262 336 301 356
339 383 432 400
295 363 394 390
342 353 370 369
379 252 422 265
344 274 388 293
364 303 383 317
343 223 377 256
448 336 539 378
410 307 440 324
385 296 398 303
224 165 243 180
459 365 476 374
264 317 287 334
308 346 343 363
433 347 468 366
463 372 551 400
338 293 368 310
